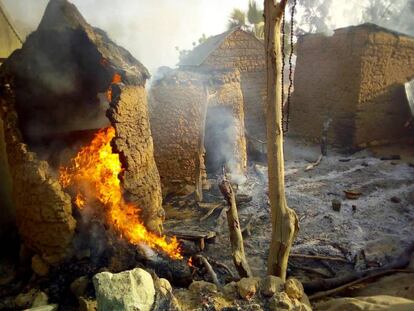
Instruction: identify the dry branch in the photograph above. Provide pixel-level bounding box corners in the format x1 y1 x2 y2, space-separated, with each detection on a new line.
290 253 349 263
310 269 414 300
196 255 221 288
304 242 414 296
219 173 252 278
305 154 323 171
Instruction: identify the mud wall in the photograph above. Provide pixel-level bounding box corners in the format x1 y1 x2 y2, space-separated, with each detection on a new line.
0 118 14 239
290 24 414 148
149 71 206 194
290 30 364 146
208 70 247 175
356 29 414 146
0 89 76 264
108 85 164 234
200 29 267 142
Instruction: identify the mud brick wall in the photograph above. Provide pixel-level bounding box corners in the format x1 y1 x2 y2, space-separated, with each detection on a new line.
290 30 363 146
149 72 206 194
356 29 414 146
209 70 247 174
0 118 14 238
290 24 414 148
108 85 164 234
0 90 76 264
200 29 267 142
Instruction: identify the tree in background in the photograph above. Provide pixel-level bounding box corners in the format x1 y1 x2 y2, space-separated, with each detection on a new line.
228 8 247 29
264 0 299 280
293 0 333 34
362 0 414 36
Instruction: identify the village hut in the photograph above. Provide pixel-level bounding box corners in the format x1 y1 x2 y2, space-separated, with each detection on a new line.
290 23 414 148
150 69 247 195
0 1 24 239
150 27 266 194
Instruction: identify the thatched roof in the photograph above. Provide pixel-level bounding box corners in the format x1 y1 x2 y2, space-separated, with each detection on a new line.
178 27 240 67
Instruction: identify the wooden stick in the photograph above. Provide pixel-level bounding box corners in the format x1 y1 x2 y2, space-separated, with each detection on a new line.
206 257 236 279
199 203 223 222
289 263 333 278
304 242 414 294
290 253 349 263
309 269 414 300
219 172 252 278
196 255 221 288
305 154 323 171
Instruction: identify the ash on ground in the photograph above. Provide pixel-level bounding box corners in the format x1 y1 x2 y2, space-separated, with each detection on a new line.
165 138 414 281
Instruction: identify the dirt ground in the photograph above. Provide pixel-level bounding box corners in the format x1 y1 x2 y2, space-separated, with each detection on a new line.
165 138 414 283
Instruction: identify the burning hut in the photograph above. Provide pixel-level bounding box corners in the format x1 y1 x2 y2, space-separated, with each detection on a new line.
0 0 179 267
290 23 414 148
0 1 22 239
150 69 247 195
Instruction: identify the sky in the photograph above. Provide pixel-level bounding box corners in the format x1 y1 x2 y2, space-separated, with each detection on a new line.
2 0 362 74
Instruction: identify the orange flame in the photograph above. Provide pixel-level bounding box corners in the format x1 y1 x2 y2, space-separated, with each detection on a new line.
106 73 122 101
59 127 182 260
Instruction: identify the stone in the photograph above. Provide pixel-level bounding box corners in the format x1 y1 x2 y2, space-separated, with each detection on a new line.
237 277 261 300
158 278 173 295
93 268 155 311
32 291 49 308
189 280 217 293
25 305 58 311
261 276 284 297
285 278 304 300
70 276 89 298
78 297 97 311
390 196 401 203
15 289 38 308
222 281 238 297
331 199 341 212
31 255 49 276
269 292 294 310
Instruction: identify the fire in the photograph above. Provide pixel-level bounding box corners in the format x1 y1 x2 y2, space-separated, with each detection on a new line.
59 127 182 260
106 73 122 101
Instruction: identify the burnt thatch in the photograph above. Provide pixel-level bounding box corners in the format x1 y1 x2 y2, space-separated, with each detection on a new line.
0 0 149 146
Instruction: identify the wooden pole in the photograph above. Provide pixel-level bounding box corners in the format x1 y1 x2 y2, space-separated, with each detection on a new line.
264 0 298 280
219 174 252 278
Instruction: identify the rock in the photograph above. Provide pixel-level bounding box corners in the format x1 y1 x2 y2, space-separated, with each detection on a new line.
269 292 294 310
285 278 304 300
70 276 89 298
261 276 284 297
331 199 341 212
78 297 97 311
25 305 58 311
158 278 172 295
31 255 49 276
237 277 261 300
15 289 38 308
93 268 155 311
32 291 49 307
222 281 238 297
189 280 217 293
390 196 402 203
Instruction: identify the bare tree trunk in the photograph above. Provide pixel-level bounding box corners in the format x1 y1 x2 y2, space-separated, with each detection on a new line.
264 0 299 280
219 177 252 278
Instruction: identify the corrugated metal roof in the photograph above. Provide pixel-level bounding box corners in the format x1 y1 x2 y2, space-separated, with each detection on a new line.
178 27 240 67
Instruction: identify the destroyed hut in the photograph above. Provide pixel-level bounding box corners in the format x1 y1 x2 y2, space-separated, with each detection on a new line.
0 0 169 266
150 27 266 194
290 23 414 148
